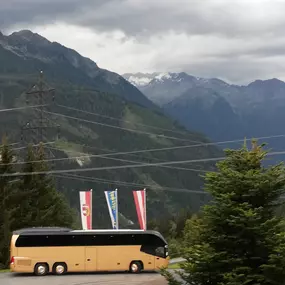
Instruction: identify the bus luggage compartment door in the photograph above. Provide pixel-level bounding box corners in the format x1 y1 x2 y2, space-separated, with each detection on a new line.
85 247 97 272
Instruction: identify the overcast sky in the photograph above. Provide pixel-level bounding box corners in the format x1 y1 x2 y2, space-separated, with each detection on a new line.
1 0 285 84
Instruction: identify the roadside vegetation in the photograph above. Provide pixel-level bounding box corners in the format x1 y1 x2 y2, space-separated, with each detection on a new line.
0 139 76 269
161 141 285 285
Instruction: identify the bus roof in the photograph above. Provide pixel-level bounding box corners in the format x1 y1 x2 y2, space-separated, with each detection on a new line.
13 228 167 244
13 227 72 234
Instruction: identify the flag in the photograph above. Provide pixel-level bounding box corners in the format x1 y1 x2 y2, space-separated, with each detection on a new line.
105 189 119 229
133 189 146 230
79 190 92 230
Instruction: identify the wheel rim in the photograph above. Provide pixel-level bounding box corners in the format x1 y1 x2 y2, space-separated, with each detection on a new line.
56 265 64 274
131 263 138 272
37 265 46 275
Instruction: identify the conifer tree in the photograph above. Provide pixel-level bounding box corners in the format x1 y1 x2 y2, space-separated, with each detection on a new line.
0 142 77 268
14 143 75 229
12 144 35 230
27 143 75 227
0 137 16 268
163 142 285 285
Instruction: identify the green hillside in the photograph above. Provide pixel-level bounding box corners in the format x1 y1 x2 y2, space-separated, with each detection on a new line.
0 30 222 228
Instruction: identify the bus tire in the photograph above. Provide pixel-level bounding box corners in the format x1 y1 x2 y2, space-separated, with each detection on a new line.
34 263 49 276
53 262 67 275
130 261 143 273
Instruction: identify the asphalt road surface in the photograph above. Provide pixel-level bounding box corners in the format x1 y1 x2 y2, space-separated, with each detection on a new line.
0 272 168 285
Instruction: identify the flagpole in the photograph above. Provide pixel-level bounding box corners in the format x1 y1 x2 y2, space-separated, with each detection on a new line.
144 188 147 230
90 189 93 230
116 188 119 230
79 191 83 230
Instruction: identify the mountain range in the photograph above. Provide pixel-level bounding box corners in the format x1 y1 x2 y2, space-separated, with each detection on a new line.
123 72 285 161
0 30 221 228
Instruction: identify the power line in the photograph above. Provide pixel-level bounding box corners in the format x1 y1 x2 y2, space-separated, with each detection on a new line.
0 156 225 177
40 133 285 161
266 150 285 157
4 129 285 168
47 146 209 173
56 104 200 138
4 143 210 173
11 141 56 151
53 143 166 162
53 173 206 194
36 111 285 158
80 133 285 157
43 110 203 143
0 104 48 113
77 143 196 165
56 173 285 198
51 135 285 166
5 131 285 168
1 142 21 147
1 147 285 177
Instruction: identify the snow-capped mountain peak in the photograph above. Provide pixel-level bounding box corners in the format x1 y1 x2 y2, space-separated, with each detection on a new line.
123 72 190 87
154 72 172 81
123 71 237 107
127 74 155 86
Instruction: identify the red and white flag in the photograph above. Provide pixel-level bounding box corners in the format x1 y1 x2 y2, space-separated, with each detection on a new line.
133 189 146 230
79 190 92 230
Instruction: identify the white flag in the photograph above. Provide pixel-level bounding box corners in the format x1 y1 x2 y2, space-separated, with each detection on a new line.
79 190 92 230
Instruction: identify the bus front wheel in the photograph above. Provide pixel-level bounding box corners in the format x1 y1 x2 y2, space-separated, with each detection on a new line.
34 263 49 276
130 261 142 273
53 262 67 275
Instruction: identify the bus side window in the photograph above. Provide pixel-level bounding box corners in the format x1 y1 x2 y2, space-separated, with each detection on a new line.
155 247 165 258
140 245 156 256
109 235 115 245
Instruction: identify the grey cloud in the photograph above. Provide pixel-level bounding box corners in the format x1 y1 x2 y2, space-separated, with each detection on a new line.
2 0 285 39
0 0 104 29
2 0 285 85
244 46 285 59
59 0 285 39
201 41 285 61
163 56 285 84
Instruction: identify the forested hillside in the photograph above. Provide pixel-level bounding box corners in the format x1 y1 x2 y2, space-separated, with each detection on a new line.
0 30 222 228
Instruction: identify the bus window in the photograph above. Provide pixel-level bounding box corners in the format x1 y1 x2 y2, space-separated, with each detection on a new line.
155 247 165 258
140 244 166 258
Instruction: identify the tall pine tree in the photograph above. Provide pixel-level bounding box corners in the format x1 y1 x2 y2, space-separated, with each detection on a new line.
12 144 35 230
163 142 285 285
22 143 75 228
0 142 77 268
0 137 16 268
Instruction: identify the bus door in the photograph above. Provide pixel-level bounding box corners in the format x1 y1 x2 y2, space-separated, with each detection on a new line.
85 247 97 271
154 246 166 269
140 245 155 270
146 253 155 270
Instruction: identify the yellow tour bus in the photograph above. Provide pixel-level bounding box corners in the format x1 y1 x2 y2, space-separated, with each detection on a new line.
10 227 169 276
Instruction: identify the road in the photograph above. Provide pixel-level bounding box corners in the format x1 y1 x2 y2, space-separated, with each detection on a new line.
0 272 167 285
0 258 184 284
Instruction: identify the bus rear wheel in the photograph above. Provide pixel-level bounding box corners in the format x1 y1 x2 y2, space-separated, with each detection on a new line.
34 263 49 276
53 262 67 275
130 261 142 273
